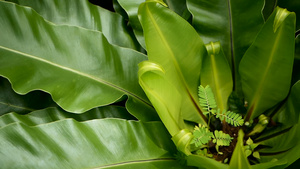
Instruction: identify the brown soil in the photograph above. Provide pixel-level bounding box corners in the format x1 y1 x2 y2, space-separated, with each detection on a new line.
210 122 241 162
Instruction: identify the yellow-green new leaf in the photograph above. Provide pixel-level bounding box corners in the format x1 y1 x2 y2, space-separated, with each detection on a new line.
201 42 233 110
239 7 296 121
138 61 185 136
138 1 207 125
228 130 251 169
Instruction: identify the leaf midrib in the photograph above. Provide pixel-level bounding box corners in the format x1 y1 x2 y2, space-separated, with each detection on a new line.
145 4 205 119
0 45 152 108
248 26 283 118
92 158 176 169
0 101 35 111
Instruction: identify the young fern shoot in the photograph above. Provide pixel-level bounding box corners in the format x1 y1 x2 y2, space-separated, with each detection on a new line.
215 109 244 127
198 85 217 115
191 85 244 157
191 124 214 147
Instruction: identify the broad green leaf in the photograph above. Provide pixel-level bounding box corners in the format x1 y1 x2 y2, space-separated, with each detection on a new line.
239 7 295 121
0 1 158 121
186 154 227 169
228 130 251 169
251 158 287 169
254 81 300 143
117 0 146 49
0 106 135 127
255 82 300 154
0 118 189 169
186 0 264 95
201 42 233 110
272 81 300 127
117 0 191 50
0 77 57 115
257 119 300 167
5 0 140 50
254 82 300 167
138 1 207 125
138 61 186 136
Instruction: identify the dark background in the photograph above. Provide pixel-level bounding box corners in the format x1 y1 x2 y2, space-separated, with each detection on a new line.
89 0 114 11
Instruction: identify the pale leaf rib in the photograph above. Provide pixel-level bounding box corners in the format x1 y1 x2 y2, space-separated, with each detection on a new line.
0 45 151 108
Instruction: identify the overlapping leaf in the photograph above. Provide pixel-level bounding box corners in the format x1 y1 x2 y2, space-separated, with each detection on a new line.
138 0 207 125
0 106 135 127
0 77 57 115
228 130 251 169
5 0 140 50
186 0 265 95
0 1 157 121
0 118 191 169
239 7 296 121
138 61 186 136
200 42 233 110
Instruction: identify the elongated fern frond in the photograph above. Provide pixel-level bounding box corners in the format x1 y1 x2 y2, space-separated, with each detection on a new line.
215 109 244 127
191 124 214 147
198 85 217 115
212 130 233 146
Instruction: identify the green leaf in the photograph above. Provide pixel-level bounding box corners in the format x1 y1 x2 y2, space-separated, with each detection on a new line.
212 130 233 146
138 61 186 136
0 106 135 127
215 109 244 127
239 7 296 121
186 154 228 169
0 118 189 169
198 85 217 115
228 130 251 169
277 0 300 30
201 42 233 110
186 0 265 95
163 0 191 20
272 80 300 128
117 0 146 49
0 77 57 115
6 0 140 50
0 1 158 121
255 82 300 167
191 124 214 147
138 1 207 125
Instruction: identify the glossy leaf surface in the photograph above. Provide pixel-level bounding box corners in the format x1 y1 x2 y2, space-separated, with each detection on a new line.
5 0 140 50
0 118 188 169
0 77 56 115
254 81 300 143
117 0 146 49
228 130 251 169
239 8 295 121
187 154 227 169
186 0 264 95
201 42 233 110
0 1 157 121
0 106 135 127
139 1 207 124
138 61 186 136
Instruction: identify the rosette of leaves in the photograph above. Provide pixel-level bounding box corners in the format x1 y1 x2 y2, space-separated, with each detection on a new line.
0 0 299 169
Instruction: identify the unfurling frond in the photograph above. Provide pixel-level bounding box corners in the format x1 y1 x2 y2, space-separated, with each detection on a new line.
191 124 214 147
215 109 244 127
212 130 233 146
198 85 217 115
